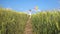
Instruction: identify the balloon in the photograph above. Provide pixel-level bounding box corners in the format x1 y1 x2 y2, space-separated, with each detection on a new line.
34 6 38 10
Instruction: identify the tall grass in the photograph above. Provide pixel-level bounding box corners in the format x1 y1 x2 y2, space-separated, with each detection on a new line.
0 8 29 34
32 11 60 34
0 8 60 34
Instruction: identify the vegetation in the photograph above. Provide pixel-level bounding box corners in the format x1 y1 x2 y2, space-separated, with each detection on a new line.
0 8 60 34
0 8 29 34
32 11 60 34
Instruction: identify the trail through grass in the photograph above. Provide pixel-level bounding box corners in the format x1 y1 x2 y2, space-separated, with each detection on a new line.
24 16 32 34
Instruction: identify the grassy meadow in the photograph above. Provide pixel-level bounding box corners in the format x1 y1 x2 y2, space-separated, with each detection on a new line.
0 8 60 34
32 11 60 34
0 8 29 34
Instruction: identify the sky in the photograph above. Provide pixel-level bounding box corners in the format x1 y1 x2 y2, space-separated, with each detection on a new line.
0 0 60 12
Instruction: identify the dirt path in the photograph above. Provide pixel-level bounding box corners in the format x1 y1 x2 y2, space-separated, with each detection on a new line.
24 16 32 34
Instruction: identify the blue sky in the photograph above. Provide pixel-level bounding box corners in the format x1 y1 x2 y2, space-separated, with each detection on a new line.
0 0 60 12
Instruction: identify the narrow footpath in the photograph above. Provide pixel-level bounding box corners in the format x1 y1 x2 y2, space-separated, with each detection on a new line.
24 16 32 34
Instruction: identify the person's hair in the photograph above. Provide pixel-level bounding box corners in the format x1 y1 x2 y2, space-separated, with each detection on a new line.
29 9 31 12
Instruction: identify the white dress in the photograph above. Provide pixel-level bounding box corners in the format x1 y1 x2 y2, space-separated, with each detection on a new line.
28 11 31 16
28 11 31 18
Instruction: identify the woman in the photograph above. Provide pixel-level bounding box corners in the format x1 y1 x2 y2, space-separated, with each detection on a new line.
28 9 31 18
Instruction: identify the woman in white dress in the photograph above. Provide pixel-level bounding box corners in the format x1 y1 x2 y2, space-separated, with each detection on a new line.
28 9 31 18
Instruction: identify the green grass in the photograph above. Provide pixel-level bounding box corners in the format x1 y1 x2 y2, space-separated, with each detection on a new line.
0 8 60 34
32 11 60 34
0 8 29 34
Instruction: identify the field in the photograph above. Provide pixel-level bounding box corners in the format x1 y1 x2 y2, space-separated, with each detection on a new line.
32 11 60 34
0 8 29 34
0 8 60 34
